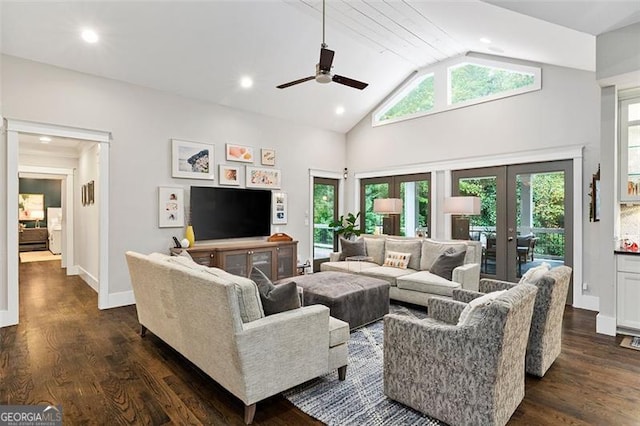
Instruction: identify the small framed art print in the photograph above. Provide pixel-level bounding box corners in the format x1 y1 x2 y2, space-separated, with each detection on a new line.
159 186 185 228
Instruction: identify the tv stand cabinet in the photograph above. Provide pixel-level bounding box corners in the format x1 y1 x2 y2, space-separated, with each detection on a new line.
173 240 298 280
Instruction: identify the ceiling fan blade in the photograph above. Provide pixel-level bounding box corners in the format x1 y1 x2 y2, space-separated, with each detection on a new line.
332 74 368 90
319 48 335 72
276 76 315 89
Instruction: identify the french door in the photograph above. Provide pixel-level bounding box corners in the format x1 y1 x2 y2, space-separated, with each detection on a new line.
453 161 573 300
313 177 339 272
360 173 431 237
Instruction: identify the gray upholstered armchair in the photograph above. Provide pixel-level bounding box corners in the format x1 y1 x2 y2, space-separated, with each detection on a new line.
384 284 538 426
454 265 572 377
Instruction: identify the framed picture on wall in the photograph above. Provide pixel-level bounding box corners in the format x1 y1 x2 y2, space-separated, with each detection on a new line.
158 186 185 228
88 180 95 204
261 148 276 166
246 166 281 189
172 139 215 180
18 193 44 221
219 164 241 186
272 191 287 224
226 143 254 163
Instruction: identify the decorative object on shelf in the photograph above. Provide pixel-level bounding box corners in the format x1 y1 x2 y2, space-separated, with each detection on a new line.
18 193 45 221
329 212 363 241
267 232 293 242
226 143 254 163
261 148 276 166
185 225 195 248
246 166 281 189
443 196 481 240
373 198 403 235
172 139 215 180
272 191 287 224
88 180 95 204
158 186 185 228
219 164 241 186
590 164 600 222
180 238 190 248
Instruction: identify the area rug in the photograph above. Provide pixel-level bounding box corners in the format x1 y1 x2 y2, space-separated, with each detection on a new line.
19 251 61 263
283 304 445 426
620 336 640 351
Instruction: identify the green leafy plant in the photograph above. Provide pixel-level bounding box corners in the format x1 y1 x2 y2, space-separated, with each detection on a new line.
329 212 363 240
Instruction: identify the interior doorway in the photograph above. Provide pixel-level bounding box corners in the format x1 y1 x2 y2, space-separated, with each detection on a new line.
452 160 573 302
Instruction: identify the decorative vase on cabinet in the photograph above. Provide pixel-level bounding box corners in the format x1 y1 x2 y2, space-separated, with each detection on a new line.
185 225 195 248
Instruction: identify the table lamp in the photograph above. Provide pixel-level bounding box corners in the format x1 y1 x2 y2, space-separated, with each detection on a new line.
31 210 45 228
373 198 403 235
443 196 480 240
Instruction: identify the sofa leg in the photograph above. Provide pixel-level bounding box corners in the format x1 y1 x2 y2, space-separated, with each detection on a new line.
338 365 347 381
244 403 256 424
140 325 147 337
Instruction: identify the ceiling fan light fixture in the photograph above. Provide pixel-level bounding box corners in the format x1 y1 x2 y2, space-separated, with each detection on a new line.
316 73 332 84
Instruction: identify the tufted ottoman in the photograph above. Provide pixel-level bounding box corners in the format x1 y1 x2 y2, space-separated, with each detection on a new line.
278 271 390 329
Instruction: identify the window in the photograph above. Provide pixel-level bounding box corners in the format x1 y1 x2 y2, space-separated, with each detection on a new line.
375 74 434 123
449 63 536 105
372 55 541 126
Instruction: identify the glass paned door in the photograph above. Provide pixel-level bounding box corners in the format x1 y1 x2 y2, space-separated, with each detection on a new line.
313 178 338 272
362 179 390 235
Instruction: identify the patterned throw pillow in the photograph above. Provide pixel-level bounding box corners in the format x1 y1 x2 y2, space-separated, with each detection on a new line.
338 237 367 261
383 251 412 269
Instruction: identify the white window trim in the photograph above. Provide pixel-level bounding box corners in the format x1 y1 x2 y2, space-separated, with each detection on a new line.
372 54 542 127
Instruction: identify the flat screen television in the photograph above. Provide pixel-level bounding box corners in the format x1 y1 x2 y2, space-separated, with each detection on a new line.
190 186 271 240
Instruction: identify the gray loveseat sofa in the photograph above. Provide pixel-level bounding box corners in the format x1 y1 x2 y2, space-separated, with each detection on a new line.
126 251 349 424
320 235 481 307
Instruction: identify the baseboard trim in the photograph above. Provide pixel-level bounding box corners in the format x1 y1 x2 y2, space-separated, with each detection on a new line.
573 294 599 311
596 313 617 336
77 266 98 293
66 265 79 276
101 290 135 310
0 309 18 328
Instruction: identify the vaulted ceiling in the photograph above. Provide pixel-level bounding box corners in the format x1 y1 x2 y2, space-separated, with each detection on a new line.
2 1 639 133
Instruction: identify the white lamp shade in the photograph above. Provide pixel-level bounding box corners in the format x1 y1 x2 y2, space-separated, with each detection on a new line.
443 196 481 215
30 210 45 220
373 198 403 215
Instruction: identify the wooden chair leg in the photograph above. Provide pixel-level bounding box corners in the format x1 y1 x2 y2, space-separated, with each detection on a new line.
140 325 147 337
244 403 256 424
338 365 347 381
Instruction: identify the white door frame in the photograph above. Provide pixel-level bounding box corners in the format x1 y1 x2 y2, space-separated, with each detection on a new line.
3 119 111 327
309 169 345 267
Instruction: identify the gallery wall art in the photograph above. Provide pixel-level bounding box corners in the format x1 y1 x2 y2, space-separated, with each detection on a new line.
172 139 215 180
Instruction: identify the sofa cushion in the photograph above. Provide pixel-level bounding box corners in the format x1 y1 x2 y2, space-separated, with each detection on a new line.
329 316 349 347
396 271 462 297
431 248 466 280
363 237 385 265
200 267 265 323
383 251 411 269
250 267 300 315
339 237 367 261
420 239 467 271
457 290 506 326
320 261 379 273
359 266 415 286
385 239 422 271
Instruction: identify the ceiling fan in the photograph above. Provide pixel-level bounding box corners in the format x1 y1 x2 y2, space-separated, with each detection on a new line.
276 0 368 90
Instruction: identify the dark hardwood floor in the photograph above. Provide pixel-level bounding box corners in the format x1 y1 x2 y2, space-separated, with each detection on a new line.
1 261 639 425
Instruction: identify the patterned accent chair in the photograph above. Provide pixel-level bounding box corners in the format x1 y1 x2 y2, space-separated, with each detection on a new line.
454 265 572 377
384 284 537 426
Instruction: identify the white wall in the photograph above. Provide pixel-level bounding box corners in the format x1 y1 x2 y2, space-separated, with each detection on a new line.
346 61 601 303
596 22 640 85
76 143 100 289
1 55 346 302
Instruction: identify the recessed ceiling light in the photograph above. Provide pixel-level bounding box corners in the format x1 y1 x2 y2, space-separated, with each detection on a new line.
240 76 253 89
480 37 492 44
81 29 99 44
39 136 52 143
335 106 345 115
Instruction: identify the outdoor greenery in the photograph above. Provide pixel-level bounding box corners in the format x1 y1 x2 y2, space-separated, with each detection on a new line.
379 75 434 122
450 64 534 104
363 180 429 236
459 172 565 256
313 183 335 247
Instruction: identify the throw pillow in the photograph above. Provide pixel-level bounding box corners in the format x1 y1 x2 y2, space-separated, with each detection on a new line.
430 248 466 280
383 251 412 269
363 237 385 265
385 239 422 270
338 237 367 261
420 239 467 271
250 267 301 315
519 262 551 284
457 290 506 326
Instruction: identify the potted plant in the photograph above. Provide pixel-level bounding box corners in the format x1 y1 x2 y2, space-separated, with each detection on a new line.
329 212 363 241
